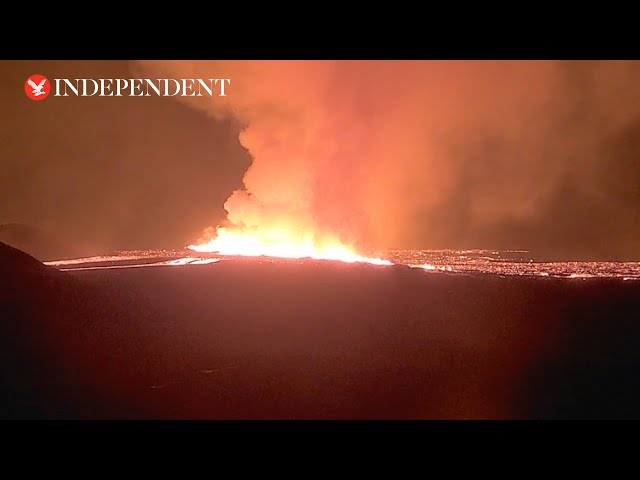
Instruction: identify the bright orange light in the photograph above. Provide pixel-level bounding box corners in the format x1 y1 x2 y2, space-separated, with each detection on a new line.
187 226 392 266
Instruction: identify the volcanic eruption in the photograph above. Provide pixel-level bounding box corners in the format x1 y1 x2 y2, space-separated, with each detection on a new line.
134 60 640 263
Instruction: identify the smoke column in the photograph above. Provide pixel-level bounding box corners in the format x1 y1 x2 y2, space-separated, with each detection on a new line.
136 60 640 258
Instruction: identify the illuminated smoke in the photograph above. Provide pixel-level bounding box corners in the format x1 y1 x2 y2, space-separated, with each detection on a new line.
135 60 640 256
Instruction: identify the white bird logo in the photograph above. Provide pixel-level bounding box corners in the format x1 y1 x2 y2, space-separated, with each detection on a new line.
28 78 47 96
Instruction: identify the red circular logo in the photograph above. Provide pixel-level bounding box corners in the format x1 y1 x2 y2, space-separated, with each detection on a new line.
25 74 51 101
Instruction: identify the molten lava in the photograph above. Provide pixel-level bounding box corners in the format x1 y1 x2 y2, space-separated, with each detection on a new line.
187 226 392 265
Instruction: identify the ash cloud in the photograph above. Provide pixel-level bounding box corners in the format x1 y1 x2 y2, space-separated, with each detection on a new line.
138 60 640 260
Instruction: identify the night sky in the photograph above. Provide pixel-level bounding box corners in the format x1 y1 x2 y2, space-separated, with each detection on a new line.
1 60 249 252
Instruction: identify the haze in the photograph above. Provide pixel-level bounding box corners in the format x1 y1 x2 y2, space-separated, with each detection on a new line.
2 60 639 260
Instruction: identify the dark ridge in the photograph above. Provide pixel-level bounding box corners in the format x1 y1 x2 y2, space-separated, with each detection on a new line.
0 242 168 419
2 245 640 419
0 240 56 276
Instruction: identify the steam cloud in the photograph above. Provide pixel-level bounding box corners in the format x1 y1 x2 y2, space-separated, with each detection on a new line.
136 60 640 258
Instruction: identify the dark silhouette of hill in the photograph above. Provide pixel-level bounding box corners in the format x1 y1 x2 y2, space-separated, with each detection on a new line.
0 240 57 279
2 241 640 419
0 242 169 419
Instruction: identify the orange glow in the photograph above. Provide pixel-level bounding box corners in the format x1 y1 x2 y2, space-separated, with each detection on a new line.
187 226 393 266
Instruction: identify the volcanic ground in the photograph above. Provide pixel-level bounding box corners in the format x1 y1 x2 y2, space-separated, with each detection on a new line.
2 241 640 419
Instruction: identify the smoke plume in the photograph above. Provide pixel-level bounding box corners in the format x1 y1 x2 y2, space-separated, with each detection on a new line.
136 60 640 259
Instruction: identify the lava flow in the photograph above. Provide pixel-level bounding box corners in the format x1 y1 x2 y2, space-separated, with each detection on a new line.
187 226 392 266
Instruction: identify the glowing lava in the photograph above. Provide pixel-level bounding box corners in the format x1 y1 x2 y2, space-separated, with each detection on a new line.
187 226 393 265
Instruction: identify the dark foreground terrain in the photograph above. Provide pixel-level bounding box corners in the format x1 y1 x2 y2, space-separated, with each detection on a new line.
2 242 640 419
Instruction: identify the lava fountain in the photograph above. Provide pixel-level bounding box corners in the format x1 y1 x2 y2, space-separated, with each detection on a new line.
187 226 392 265
155 60 404 266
